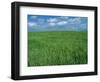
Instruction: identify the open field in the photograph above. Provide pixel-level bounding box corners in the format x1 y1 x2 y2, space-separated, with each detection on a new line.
28 31 87 66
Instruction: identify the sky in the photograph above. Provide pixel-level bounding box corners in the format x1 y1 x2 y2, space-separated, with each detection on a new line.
28 15 88 32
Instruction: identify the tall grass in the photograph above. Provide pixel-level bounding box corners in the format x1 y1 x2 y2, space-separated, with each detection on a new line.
28 31 87 66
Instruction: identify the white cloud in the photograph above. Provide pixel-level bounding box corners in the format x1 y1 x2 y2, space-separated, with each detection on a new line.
68 17 81 24
48 20 68 26
47 18 58 23
30 16 37 19
49 22 56 26
80 24 87 28
38 19 45 23
59 16 69 20
28 22 37 27
47 17 69 26
57 21 68 25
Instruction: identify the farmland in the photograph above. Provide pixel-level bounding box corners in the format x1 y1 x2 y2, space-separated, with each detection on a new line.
28 31 87 66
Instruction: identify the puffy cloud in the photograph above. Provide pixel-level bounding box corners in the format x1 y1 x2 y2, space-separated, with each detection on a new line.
47 17 68 26
49 22 56 26
38 19 45 25
47 18 58 23
68 17 81 24
59 16 69 20
28 22 37 27
30 16 37 19
57 21 68 25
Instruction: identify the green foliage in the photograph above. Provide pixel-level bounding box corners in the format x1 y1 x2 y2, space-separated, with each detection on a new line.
28 31 87 66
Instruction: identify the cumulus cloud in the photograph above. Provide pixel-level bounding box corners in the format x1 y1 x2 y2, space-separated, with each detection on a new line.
59 16 69 20
30 16 37 19
38 19 45 24
28 22 37 27
47 17 68 26
57 21 68 25
47 18 58 23
49 22 56 26
68 17 81 24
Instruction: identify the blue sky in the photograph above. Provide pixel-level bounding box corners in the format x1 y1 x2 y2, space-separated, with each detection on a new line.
28 15 88 32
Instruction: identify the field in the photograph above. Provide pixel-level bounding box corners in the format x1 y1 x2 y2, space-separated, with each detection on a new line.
28 31 87 66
